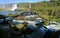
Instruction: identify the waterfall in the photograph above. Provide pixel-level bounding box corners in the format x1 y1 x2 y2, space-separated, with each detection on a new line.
12 4 17 11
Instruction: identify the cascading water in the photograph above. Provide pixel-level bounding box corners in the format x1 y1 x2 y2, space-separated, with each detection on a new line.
11 4 17 11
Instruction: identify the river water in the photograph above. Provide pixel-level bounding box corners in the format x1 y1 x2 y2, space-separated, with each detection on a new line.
0 10 21 15
0 10 60 31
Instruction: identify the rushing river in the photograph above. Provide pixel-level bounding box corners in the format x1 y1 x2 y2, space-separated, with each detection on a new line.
0 10 60 31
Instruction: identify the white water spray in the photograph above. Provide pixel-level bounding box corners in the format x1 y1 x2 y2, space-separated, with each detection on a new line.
12 4 17 11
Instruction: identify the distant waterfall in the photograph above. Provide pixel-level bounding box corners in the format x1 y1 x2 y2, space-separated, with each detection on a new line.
29 3 31 8
12 4 17 11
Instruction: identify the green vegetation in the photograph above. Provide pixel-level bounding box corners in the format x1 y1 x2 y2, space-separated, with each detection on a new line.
0 8 5 11
17 0 60 25
0 0 60 25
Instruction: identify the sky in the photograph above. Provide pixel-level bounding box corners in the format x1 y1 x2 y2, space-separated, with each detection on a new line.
0 0 50 4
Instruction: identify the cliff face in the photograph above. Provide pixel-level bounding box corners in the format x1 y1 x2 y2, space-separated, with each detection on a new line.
0 4 13 8
0 4 17 11
0 1 60 18
17 1 60 22
18 2 60 17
